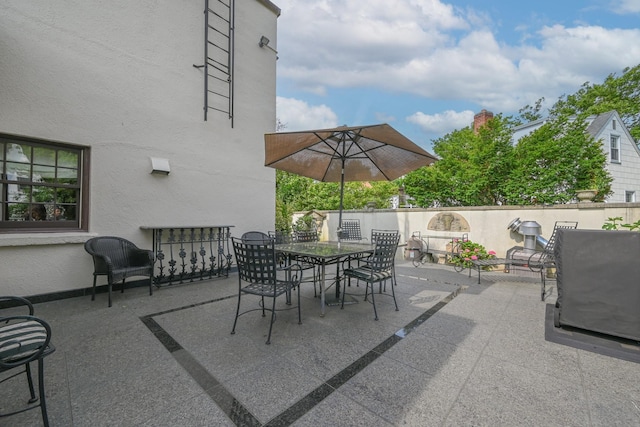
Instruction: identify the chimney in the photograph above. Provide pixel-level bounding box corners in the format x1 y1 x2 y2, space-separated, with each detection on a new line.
473 109 494 133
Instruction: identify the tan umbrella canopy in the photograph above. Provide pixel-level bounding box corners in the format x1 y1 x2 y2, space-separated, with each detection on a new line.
264 123 438 237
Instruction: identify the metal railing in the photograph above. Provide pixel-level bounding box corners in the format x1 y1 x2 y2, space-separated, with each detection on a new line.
142 226 234 286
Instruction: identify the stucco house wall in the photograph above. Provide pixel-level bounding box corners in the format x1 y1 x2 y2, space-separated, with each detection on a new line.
0 0 280 296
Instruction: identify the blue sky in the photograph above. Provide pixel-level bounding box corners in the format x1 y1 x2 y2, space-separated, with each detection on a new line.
274 0 640 151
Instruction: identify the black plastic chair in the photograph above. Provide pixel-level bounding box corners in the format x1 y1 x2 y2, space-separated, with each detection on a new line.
241 231 272 244
231 237 303 344
0 296 55 427
84 236 154 307
342 232 401 320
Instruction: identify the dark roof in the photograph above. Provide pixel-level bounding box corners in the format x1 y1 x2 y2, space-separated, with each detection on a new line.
586 111 615 138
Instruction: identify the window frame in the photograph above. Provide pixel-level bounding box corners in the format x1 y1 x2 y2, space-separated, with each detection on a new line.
609 134 620 163
0 133 90 233
625 191 636 203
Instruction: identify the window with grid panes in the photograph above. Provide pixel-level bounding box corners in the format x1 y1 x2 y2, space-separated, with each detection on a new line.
0 134 89 232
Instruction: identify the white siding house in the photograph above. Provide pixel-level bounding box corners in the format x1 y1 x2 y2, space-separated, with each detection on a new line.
512 111 640 203
586 111 640 203
0 0 281 297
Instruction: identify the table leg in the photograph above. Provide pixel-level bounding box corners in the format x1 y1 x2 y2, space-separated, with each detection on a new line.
335 262 341 299
320 262 326 317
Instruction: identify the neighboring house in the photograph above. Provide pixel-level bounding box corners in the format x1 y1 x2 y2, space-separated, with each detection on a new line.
0 0 281 297
511 111 640 203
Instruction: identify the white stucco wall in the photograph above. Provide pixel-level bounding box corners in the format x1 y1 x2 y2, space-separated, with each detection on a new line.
0 1 280 296
297 202 640 258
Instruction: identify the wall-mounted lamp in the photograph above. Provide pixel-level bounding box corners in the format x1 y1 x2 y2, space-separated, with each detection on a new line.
258 35 278 57
150 157 170 175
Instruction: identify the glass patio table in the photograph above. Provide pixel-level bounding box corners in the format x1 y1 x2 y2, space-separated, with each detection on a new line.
274 241 374 316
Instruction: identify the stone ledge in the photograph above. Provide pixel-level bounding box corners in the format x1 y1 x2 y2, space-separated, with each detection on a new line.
0 232 97 247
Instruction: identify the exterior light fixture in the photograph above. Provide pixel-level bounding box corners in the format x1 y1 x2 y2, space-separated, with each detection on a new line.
150 157 170 175
258 35 278 58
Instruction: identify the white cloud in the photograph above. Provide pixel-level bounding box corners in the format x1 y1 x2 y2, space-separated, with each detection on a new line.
407 110 475 134
615 0 640 13
276 97 339 131
276 0 640 114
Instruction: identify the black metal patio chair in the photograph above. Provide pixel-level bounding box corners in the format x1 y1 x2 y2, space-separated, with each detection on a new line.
370 229 400 290
341 232 401 320
527 221 578 301
270 230 320 298
338 219 366 241
0 296 55 427
84 236 154 307
231 237 303 344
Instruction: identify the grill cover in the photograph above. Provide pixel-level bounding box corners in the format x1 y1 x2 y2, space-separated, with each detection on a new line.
555 229 640 341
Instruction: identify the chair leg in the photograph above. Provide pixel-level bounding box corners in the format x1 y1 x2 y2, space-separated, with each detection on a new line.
38 358 50 427
148 275 153 296
231 292 242 335
121 278 126 294
369 283 379 321
91 276 98 301
25 363 37 403
108 279 113 307
391 276 399 311
266 296 277 345
297 286 302 325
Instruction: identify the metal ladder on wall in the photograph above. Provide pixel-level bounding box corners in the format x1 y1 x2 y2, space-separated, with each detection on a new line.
194 0 234 124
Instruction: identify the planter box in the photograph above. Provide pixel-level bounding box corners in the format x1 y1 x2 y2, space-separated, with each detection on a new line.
554 229 640 341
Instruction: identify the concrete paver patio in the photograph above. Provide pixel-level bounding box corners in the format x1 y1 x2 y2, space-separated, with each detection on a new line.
2 261 639 426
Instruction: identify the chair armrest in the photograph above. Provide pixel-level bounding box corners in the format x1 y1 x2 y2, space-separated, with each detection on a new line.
127 247 154 267
0 296 34 315
91 253 115 274
0 315 53 369
278 263 303 287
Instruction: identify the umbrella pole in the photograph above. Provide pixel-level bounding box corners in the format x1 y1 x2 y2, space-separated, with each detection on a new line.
337 159 345 245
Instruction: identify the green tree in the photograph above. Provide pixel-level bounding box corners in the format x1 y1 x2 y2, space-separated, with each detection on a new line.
503 118 612 204
518 97 546 123
404 114 515 206
275 170 399 230
550 64 640 139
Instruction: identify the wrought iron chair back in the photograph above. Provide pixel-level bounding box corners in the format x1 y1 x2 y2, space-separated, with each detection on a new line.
339 219 364 241
342 233 401 320
370 229 399 244
528 221 578 301
531 221 579 266
294 229 319 243
268 230 293 244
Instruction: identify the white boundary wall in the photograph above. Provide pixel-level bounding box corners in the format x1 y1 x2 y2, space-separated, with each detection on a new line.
296 202 640 257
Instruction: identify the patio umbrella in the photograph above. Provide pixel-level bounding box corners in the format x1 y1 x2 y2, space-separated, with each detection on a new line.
264 123 438 239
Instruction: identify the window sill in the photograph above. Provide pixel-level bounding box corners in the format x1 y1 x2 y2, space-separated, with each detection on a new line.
0 232 97 247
